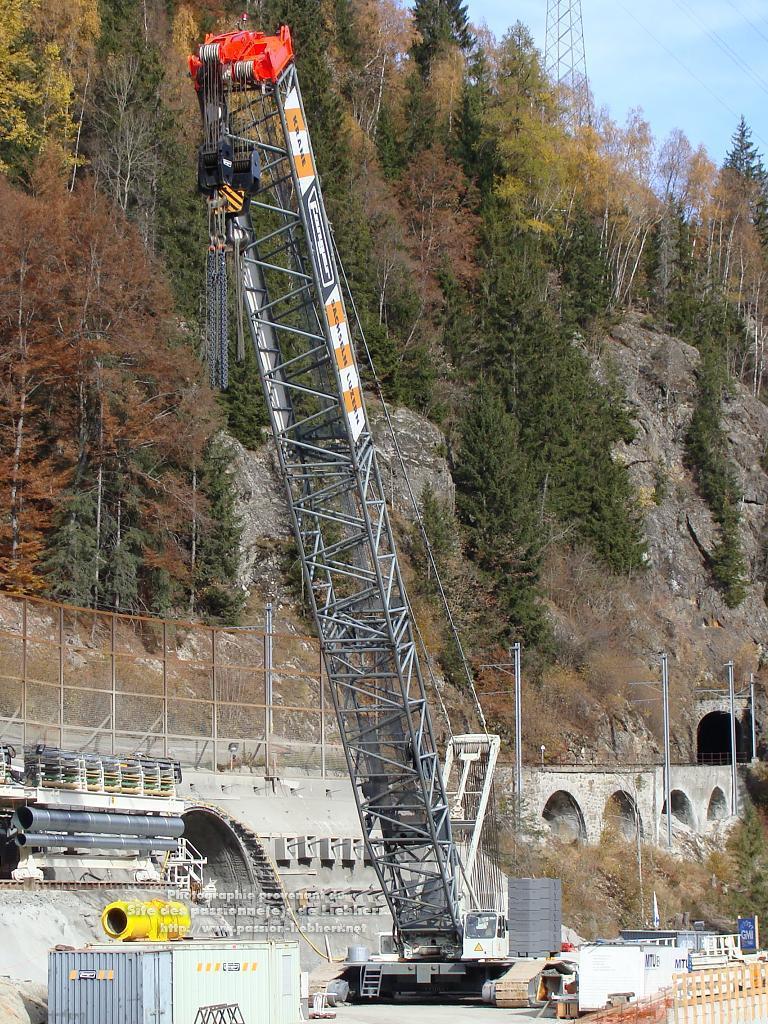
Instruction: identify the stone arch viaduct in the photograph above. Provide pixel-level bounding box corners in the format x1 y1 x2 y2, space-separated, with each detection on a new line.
508 763 744 845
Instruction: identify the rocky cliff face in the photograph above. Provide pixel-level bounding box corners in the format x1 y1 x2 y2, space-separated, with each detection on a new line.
227 317 768 759
224 397 454 607
594 317 768 752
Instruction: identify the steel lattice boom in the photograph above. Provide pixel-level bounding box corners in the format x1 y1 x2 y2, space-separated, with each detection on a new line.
189 27 462 954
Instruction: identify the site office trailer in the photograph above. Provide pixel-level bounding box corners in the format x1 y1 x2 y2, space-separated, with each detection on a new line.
578 943 687 1012
48 939 301 1024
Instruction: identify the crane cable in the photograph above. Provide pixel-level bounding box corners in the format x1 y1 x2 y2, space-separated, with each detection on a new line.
331 234 488 735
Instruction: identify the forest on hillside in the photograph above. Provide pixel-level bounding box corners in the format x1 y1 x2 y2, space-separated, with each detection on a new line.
1 0 768 672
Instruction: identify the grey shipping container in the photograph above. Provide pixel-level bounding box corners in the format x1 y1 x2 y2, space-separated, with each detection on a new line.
508 878 562 957
49 939 300 1024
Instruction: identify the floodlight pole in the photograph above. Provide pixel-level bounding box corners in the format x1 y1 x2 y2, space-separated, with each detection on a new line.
727 661 738 816
513 643 523 827
661 653 672 850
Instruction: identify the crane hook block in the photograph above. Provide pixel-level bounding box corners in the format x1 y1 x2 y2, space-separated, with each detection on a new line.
198 138 260 197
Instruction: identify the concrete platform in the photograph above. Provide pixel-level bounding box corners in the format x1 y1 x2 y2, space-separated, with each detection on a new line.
335 1004 555 1023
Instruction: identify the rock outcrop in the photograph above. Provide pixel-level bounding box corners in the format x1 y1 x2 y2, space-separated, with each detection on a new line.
225 396 454 603
226 316 768 759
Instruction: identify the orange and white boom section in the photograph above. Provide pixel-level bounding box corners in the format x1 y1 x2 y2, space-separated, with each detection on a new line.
189 26 463 957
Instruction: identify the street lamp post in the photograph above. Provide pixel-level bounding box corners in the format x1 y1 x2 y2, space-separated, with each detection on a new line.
513 642 523 826
750 673 757 762
727 661 738 816
660 654 672 851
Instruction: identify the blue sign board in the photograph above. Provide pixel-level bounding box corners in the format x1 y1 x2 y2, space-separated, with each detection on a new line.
738 915 759 952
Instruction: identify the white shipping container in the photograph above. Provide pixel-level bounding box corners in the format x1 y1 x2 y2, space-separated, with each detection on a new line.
49 939 301 1024
579 943 687 1012
578 944 645 1012
642 945 688 998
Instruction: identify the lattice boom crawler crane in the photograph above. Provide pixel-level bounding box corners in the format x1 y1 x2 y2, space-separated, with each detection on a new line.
189 24 513 999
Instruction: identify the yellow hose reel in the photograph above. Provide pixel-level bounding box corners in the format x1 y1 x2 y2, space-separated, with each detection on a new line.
101 899 191 942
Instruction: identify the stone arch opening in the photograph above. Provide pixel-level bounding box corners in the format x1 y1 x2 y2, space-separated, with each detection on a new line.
603 790 644 840
707 786 728 821
697 711 747 764
182 807 257 892
661 789 696 830
542 790 587 843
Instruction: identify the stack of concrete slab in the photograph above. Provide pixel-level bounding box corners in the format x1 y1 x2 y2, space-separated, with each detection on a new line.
507 878 562 958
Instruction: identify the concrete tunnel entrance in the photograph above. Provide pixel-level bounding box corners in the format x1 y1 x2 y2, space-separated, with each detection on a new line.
182 807 257 899
697 711 747 764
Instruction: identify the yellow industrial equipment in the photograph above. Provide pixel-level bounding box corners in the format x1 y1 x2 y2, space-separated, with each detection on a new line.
101 899 191 941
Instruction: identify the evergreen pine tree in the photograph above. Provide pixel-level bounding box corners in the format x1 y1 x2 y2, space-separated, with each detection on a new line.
455 45 496 195
729 804 768 922
44 488 100 606
411 0 473 78
195 437 244 623
375 103 404 179
454 388 549 646
478 229 646 574
224 342 268 450
724 116 762 180
558 206 610 329
685 341 748 608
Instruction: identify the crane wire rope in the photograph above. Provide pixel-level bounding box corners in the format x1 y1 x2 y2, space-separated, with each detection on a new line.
331 232 488 735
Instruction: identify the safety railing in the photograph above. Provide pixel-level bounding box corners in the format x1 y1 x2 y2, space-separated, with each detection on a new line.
672 963 768 1024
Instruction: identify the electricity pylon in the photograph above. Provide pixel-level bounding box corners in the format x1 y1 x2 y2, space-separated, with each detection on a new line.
544 0 590 127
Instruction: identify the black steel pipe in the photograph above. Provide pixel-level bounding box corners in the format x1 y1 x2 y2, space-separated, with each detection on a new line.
12 807 184 838
15 832 178 851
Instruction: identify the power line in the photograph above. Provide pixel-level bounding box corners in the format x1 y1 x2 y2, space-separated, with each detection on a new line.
670 0 768 100
723 0 768 49
614 0 768 152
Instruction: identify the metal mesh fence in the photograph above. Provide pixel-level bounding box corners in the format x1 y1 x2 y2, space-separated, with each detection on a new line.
0 592 346 777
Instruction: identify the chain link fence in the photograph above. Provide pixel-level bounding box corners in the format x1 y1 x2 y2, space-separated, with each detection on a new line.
0 592 347 777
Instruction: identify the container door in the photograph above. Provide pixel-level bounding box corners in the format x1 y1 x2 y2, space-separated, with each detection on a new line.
280 949 298 1024
143 951 173 1024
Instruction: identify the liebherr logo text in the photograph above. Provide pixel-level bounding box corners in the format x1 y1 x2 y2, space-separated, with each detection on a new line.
306 184 334 289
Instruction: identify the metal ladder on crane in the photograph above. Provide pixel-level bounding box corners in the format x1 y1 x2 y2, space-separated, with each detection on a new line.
359 963 384 999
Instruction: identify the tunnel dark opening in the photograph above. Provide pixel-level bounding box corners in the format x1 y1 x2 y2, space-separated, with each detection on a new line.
182 808 256 892
697 711 747 764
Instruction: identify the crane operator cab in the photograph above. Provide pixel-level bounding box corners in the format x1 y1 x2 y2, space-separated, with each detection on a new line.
462 911 508 960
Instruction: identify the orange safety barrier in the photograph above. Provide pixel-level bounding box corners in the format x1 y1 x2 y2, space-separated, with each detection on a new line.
584 991 672 1024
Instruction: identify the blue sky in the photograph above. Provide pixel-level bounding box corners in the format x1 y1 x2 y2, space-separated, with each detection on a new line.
467 0 768 164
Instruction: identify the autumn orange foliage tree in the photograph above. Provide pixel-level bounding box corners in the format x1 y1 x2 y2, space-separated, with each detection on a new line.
0 160 231 614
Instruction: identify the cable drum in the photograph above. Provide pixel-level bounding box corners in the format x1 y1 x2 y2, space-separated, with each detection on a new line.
233 60 255 83
200 43 221 63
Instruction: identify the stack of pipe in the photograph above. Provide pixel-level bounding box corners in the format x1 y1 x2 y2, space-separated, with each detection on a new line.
12 806 184 852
